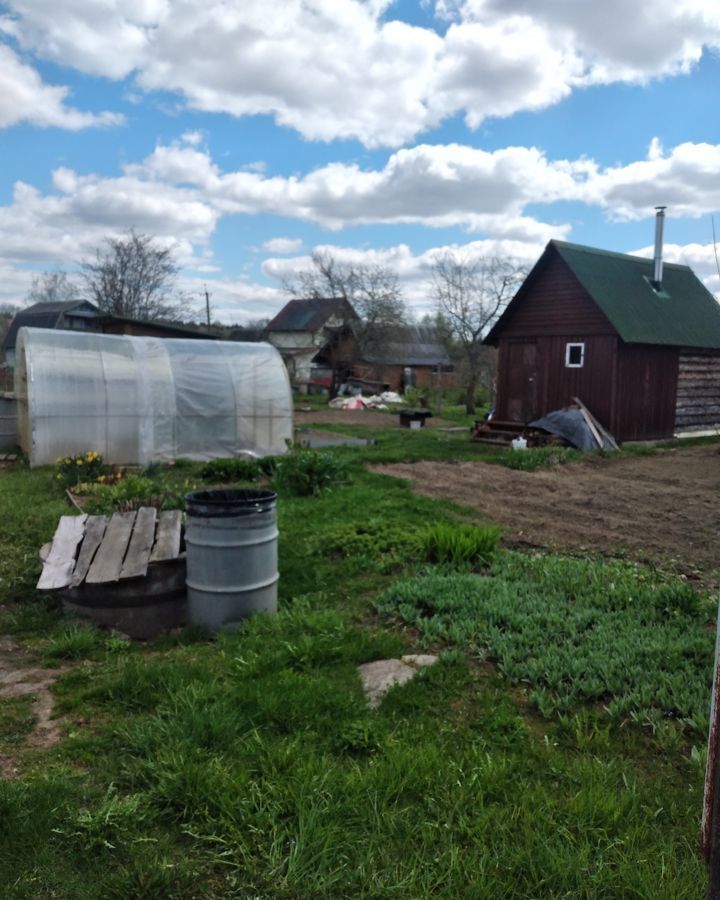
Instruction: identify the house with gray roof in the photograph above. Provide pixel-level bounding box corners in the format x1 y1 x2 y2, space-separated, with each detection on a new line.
485 235 720 441
265 298 452 393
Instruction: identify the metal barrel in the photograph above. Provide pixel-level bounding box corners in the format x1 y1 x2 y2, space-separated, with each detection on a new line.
0 396 17 451
184 488 278 632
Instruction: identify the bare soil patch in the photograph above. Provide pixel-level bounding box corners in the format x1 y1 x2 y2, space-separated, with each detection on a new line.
0 636 65 778
294 408 453 429
372 444 720 589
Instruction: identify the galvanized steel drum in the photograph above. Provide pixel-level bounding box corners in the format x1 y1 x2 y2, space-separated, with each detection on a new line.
185 488 278 632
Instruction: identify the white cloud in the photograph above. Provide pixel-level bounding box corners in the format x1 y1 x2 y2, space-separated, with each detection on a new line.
1 134 720 316
132 141 583 237
587 141 720 221
630 241 720 298
180 129 204 147
3 0 719 145
262 238 545 315
461 0 720 84
261 237 303 254
0 44 123 129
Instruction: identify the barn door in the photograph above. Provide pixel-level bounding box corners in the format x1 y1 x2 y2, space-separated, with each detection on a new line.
505 341 539 423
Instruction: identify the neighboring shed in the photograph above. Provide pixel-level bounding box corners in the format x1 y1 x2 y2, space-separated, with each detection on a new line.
355 326 454 392
485 238 720 441
15 328 292 466
265 297 358 390
2 301 213 370
2 300 100 368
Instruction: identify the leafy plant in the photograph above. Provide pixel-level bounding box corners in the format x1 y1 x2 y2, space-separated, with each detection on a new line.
199 457 261 483
43 624 100 662
376 554 713 733
273 448 349 496
55 450 104 486
319 519 421 572
503 446 578 471
419 522 500 566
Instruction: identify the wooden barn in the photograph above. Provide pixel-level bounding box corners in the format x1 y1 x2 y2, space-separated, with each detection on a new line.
485 233 720 442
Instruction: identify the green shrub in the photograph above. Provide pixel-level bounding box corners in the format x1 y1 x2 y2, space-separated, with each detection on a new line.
273 449 349 496
199 457 260 483
257 455 281 476
376 555 713 732
55 450 104 486
503 446 578 471
419 522 500 567
320 519 420 572
82 475 164 514
43 624 100 662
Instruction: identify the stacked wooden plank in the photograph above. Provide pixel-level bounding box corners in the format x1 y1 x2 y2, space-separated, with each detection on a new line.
472 419 548 447
37 508 183 591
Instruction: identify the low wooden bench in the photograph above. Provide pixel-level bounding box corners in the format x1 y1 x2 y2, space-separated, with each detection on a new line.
37 509 187 639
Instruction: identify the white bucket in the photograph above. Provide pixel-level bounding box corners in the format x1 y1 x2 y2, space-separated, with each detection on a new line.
409 420 422 430
511 436 528 450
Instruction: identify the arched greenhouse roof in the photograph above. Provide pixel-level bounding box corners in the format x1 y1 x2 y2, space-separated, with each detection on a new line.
16 328 293 467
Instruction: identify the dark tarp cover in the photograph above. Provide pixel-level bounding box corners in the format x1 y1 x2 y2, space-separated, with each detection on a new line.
530 408 612 450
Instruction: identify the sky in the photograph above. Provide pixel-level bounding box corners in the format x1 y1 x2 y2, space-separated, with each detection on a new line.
1 0 720 323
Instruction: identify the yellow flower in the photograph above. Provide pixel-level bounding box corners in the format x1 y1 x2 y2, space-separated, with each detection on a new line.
97 474 105 482
76 459 83 466
56 474 62 480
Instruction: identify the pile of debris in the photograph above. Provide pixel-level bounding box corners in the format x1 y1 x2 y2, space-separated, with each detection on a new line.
329 391 404 411
473 397 618 451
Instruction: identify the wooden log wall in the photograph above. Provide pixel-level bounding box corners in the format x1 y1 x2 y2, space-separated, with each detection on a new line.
675 351 720 431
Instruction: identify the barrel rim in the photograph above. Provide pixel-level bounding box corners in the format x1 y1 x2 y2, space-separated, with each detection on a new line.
185 487 277 518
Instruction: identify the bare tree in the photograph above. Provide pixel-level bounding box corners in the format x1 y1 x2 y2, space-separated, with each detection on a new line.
82 230 188 321
432 253 527 414
283 249 408 392
26 270 78 306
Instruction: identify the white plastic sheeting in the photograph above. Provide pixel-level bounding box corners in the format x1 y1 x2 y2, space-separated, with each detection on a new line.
16 328 293 466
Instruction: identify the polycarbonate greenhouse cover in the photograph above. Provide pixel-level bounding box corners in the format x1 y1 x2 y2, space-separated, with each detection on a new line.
16 328 293 466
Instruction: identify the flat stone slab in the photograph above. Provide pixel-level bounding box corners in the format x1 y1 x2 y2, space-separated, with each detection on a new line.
357 655 438 708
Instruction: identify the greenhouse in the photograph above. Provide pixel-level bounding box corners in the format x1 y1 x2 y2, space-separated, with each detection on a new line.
15 328 293 467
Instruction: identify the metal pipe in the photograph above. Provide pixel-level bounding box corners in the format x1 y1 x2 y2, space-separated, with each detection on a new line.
702 597 720 898
653 206 666 288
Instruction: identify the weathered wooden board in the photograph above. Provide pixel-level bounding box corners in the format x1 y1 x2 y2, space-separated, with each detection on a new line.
150 510 182 562
120 507 158 580
37 514 88 590
86 511 136 584
71 515 107 587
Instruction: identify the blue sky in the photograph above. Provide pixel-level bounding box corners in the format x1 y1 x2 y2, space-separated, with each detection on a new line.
1 0 719 322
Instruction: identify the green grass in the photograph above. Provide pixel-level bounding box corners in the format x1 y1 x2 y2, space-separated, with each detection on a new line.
377 554 714 731
0 435 718 897
419 522 501 566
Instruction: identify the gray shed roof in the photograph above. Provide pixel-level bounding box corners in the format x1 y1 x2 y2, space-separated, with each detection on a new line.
361 326 451 366
2 300 98 352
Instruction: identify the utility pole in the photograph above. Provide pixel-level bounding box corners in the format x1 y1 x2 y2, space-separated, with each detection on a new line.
204 285 211 328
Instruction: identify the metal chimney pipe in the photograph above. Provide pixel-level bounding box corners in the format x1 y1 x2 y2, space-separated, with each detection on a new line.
653 206 666 288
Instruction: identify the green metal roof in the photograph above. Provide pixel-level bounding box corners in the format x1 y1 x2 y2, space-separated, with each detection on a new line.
552 240 720 349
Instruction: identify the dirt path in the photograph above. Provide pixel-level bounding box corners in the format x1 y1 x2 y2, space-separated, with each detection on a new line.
372 444 720 589
0 636 65 778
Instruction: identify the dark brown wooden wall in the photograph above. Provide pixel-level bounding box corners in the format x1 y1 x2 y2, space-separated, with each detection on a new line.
496 335 617 427
494 252 619 428
613 345 678 440
675 350 720 431
496 253 616 338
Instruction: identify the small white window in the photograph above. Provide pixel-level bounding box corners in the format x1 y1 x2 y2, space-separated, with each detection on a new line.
565 342 584 368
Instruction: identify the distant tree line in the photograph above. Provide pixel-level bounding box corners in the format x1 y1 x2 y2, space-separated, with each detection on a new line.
19 230 529 413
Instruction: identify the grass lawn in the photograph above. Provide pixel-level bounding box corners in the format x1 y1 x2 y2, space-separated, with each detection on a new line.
0 428 715 898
